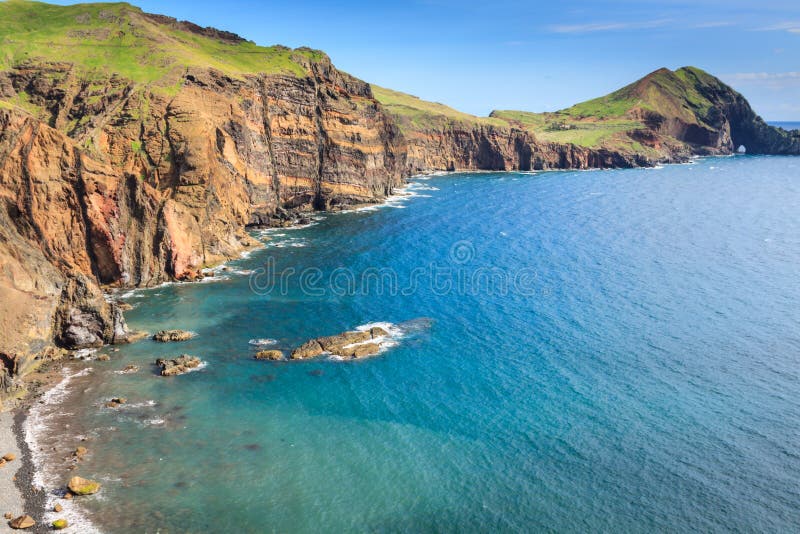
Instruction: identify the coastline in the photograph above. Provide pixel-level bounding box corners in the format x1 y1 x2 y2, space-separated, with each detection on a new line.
2 178 422 533
0 156 737 532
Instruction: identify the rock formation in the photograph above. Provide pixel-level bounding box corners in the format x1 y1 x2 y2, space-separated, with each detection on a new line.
156 355 203 376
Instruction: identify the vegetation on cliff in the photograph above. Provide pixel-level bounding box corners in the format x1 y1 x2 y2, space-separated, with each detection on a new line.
0 0 325 83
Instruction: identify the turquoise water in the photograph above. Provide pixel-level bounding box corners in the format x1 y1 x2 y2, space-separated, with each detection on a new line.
41 156 800 532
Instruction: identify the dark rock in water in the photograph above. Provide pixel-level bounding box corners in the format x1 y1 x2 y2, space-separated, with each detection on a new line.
250 374 276 384
105 397 127 408
254 350 284 361
153 330 194 342
307 369 324 377
244 443 262 451
156 355 202 376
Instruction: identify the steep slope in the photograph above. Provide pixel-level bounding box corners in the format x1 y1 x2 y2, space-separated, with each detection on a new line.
372 85 650 173
0 0 405 403
491 67 800 158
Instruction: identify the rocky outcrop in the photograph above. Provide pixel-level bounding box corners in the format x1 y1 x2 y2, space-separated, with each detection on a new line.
153 330 194 342
254 350 284 361
156 354 203 376
291 327 390 360
67 476 101 495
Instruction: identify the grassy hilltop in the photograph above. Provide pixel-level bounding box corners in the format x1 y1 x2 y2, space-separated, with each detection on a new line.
0 0 325 83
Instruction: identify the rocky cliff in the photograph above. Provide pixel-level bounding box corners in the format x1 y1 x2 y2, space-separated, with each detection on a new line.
0 2 407 404
0 2 798 404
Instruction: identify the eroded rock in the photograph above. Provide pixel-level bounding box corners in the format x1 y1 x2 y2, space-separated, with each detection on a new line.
254 350 284 361
156 355 202 376
153 330 194 342
68 476 101 495
291 327 391 360
8 515 35 529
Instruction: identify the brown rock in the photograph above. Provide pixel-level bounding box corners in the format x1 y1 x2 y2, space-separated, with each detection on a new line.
63 492 73 500
68 476 101 495
0 458 6 467
370 326 389 338
290 340 324 360
54 504 63 513
3 512 11 519
97 354 111 361
254 350 284 361
73 446 88 459
8 515 35 529
153 330 194 342
121 364 140 374
105 397 127 408
2 453 15 462
156 355 203 376
317 331 371 352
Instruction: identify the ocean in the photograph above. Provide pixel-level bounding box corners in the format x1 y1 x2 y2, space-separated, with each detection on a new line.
769 121 800 131
29 155 800 532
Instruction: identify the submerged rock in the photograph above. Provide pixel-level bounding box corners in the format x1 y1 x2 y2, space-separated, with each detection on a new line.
156 355 202 376
8 515 35 529
254 350 284 361
153 330 194 342
121 365 140 374
68 476 101 496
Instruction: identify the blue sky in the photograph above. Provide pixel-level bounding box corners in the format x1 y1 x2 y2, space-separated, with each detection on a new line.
54 0 800 119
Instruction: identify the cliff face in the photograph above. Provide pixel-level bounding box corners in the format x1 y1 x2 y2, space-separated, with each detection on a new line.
0 55 405 403
398 124 657 174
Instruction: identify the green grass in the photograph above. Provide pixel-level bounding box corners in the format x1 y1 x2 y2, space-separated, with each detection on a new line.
0 0 322 84
372 85 506 131
490 109 644 147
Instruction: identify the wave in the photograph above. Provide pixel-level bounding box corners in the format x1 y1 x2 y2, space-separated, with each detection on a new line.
249 338 277 347
25 367 103 533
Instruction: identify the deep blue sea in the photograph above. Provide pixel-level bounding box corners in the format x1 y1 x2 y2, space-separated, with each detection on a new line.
769 121 800 131
30 156 800 533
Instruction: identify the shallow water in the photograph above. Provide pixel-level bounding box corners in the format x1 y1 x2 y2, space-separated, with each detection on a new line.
37 156 800 532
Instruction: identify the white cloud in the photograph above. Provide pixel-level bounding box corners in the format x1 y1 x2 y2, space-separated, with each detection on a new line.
547 18 734 34
548 19 672 34
723 72 800 91
726 72 800 80
756 21 800 32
